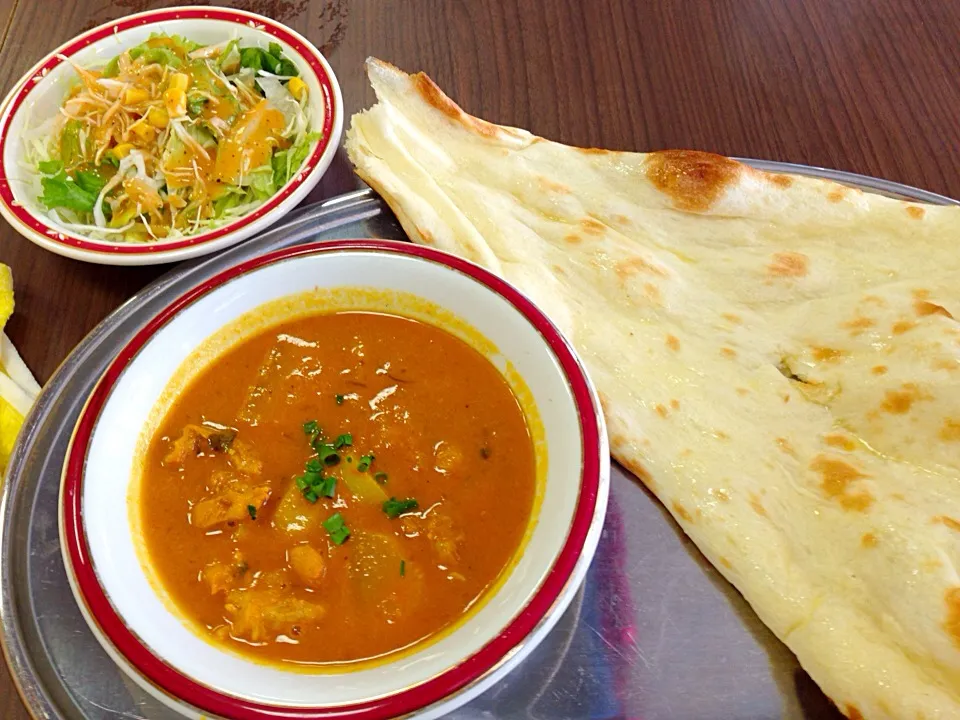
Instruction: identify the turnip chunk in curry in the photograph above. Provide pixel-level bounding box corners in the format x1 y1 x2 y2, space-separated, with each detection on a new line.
141 311 536 666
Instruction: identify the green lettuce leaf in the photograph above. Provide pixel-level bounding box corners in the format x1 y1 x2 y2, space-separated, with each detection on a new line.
271 132 322 188
40 172 98 214
239 44 298 77
38 160 63 175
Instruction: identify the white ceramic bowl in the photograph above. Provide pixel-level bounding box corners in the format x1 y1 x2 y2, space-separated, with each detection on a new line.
0 7 342 265
60 240 609 719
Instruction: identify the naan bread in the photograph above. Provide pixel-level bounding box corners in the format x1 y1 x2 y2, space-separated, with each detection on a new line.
347 58 960 719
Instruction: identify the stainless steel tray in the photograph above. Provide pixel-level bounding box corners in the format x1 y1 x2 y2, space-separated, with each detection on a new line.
2 166 957 720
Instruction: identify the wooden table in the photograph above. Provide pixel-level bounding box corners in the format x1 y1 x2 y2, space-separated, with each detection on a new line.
1 0 958 716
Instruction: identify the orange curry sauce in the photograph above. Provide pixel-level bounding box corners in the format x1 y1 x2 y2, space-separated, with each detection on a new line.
141 312 536 666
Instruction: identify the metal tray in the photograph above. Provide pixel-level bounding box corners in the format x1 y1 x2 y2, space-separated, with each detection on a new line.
1 165 957 720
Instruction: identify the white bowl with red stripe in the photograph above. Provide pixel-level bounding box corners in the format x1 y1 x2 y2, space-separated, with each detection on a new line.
60 240 610 719
0 7 342 265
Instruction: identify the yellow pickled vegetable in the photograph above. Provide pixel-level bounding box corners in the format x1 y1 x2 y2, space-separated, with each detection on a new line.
287 77 307 101
0 265 40 475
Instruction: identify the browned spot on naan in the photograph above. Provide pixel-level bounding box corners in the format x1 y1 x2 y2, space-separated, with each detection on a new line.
811 455 873 511
736 387 749 396
892 319 917 335
940 419 960 442
842 315 875 336
617 454 656 493
769 173 793 188
906 205 926 220
880 383 931 414
934 515 960 532
654 403 669 418
719 556 732 569
537 176 571 194
564 232 582 245
812 346 845 362
577 146 612 155
552 264 567 276
720 347 737 358
665 334 680 351
672 501 693 522
827 188 846 203
643 283 662 303
580 217 606 235
776 437 796 456
713 429 728 440
670 399 680 410
612 214 631 226
934 359 959 372
412 70 521 140
767 251 809 278
644 150 741 211
915 300 953 318
722 312 741 323
871 365 888 375
863 295 887 306
749 494 767 517
943 588 960 648
824 434 856 451
844 704 864 720
615 256 667 280
860 533 878 548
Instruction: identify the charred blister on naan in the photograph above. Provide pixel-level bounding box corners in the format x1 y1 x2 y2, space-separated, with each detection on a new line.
643 150 742 212
766 251 809 279
810 455 873 512
409 66 524 142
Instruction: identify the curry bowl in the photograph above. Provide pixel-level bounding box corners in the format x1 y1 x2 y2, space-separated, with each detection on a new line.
0 7 342 266
60 240 609 719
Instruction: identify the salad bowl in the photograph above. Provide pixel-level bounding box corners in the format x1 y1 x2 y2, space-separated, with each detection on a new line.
0 6 342 265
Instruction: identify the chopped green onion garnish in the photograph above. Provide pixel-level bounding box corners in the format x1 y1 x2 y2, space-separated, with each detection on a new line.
357 454 375 472
323 513 344 531
335 433 353 449
383 497 418 518
323 513 350 544
303 471 323 487
329 526 349 545
295 475 309 491
302 420 319 436
316 443 340 466
320 476 336 498
303 489 318 504
247 505 257 520
374 472 388 484
335 394 344 405
400 560 406 577
305 458 322 473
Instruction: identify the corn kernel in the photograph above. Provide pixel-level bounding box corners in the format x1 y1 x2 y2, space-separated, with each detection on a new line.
163 88 186 117
112 143 134 159
145 105 169 128
122 87 149 105
168 73 190 92
129 122 156 142
287 76 307 101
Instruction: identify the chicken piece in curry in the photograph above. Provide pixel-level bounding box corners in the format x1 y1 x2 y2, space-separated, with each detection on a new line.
141 311 536 666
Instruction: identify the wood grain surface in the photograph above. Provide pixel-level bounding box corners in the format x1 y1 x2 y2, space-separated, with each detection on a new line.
1 1 959 717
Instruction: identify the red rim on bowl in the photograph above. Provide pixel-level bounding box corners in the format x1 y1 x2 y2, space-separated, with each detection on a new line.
61 240 604 719
0 7 336 255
